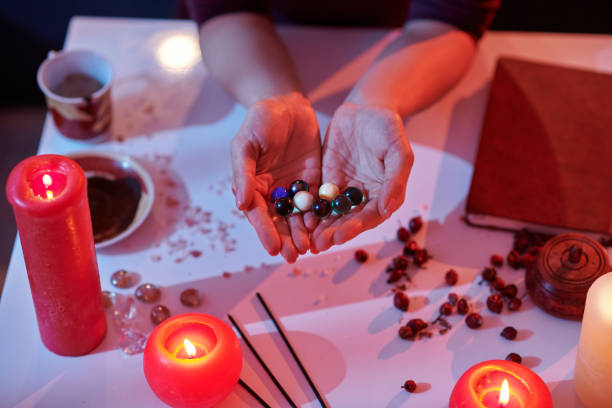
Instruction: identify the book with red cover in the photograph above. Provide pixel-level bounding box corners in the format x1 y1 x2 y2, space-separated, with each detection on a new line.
466 57 612 234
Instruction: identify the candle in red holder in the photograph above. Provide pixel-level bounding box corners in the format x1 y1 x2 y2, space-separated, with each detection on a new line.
449 360 552 408
143 313 242 408
5 154 106 356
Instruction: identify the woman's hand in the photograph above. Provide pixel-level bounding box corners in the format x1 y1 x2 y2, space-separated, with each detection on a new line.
312 102 413 252
231 93 321 262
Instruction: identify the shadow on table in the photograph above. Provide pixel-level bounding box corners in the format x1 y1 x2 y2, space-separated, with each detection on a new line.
110 72 235 142
548 379 586 408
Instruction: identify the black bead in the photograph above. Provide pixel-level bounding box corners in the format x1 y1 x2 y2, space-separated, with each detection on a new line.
289 180 309 198
332 195 352 215
344 187 363 206
274 197 294 216
312 198 332 218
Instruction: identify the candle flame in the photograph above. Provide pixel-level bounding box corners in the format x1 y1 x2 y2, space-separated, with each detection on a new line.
46 190 54 200
42 174 52 187
499 379 510 406
184 338 196 358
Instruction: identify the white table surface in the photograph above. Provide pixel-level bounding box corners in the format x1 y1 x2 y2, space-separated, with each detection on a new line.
2 16 611 408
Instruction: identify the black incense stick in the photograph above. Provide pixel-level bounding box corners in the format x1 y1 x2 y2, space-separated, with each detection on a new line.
228 314 298 408
256 292 330 408
238 378 272 408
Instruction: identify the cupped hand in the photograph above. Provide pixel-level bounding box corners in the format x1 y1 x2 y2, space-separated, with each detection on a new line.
231 93 321 263
312 102 414 252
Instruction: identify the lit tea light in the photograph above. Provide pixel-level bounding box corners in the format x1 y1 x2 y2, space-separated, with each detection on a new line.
184 338 196 358
499 379 510 406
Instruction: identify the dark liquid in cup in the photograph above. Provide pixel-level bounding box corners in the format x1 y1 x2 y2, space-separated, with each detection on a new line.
53 73 103 98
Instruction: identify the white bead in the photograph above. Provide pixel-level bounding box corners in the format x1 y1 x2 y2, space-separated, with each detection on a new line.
293 191 313 212
318 183 339 201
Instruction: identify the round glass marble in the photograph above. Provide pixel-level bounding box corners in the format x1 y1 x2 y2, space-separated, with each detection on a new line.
289 180 309 198
293 191 314 212
102 290 117 309
332 195 352 215
319 183 339 201
344 187 364 206
111 269 132 288
313 198 332 218
150 304 170 325
274 197 294 216
135 283 161 303
270 187 289 202
180 288 201 307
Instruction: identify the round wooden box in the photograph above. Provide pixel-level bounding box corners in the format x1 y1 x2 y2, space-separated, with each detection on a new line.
525 233 611 320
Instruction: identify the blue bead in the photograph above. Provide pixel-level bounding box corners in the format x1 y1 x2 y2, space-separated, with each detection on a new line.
270 187 289 202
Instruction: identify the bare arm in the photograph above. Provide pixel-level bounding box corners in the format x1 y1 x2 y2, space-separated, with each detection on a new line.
347 19 476 117
198 13 304 107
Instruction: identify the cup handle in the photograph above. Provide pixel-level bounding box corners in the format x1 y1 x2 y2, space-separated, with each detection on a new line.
47 50 58 59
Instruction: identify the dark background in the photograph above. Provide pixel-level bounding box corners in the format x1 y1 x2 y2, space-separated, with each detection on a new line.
0 0 610 296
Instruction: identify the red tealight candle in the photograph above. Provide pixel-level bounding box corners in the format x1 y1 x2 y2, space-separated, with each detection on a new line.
449 360 552 408
5 154 106 356
143 313 242 408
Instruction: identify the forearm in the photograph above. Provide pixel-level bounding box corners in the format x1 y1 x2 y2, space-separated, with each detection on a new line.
199 13 303 107
347 19 476 117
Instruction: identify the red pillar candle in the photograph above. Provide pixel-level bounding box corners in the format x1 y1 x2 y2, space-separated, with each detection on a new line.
449 360 552 408
143 313 242 408
6 154 106 356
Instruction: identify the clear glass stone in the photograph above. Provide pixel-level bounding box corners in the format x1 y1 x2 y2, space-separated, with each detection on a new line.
102 291 116 309
135 283 161 303
118 327 147 355
110 269 133 288
150 304 171 325
112 297 137 328
180 288 201 307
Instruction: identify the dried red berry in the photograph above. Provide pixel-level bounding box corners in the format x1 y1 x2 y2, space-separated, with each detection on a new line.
409 216 423 233
490 254 504 267
457 298 469 315
529 246 541 256
502 284 518 298
508 297 522 311
402 380 417 393
501 326 518 340
397 227 411 242
354 249 368 263
491 278 506 292
506 352 522 364
448 293 459 307
507 250 522 269
393 256 410 270
439 302 453 316
398 325 415 340
387 268 403 283
487 294 503 314
445 269 458 286
521 253 536 268
393 292 410 312
403 240 419 256
465 313 483 329
408 318 428 333
413 249 430 267
481 267 497 282
513 234 530 254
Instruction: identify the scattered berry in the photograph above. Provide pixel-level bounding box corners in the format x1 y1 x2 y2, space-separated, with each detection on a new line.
508 297 522 311
465 313 483 329
409 216 423 233
507 250 522 269
502 284 518 298
490 254 504 267
487 294 503 313
448 293 459 307
413 249 430 267
445 269 458 286
481 267 497 282
387 268 404 284
354 249 368 263
501 326 518 340
407 318 428 333
521 253 536 268
439 302 453 316
393 292 410 312
402 380 417 393
457 298 469 315
397 227 411 242
393 256 410 270
491 278 506 292
403 240 419 256
506 352 522 364
398 325 415 340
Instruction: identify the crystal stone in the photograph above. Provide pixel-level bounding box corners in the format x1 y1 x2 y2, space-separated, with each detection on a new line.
180 288 201 307
110 269 133 288
118 327 147 355
150 304 171 325
112 297 137 328
102 290 117 309
135 283 161 303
